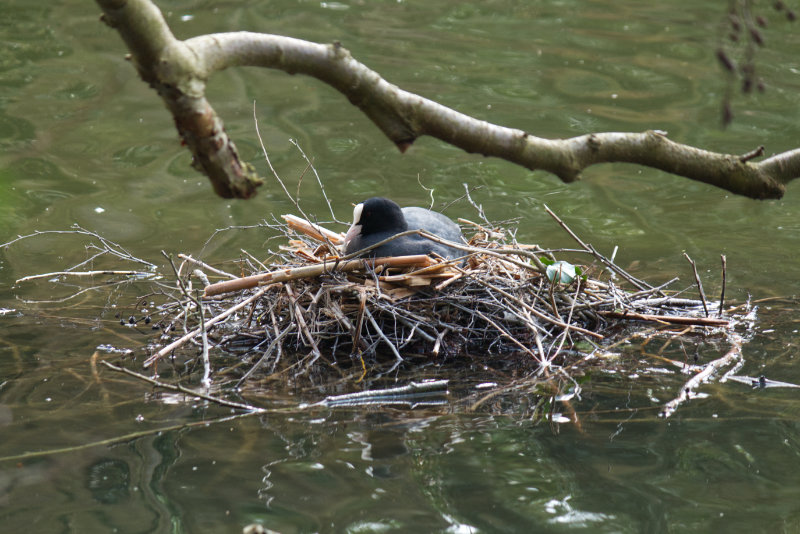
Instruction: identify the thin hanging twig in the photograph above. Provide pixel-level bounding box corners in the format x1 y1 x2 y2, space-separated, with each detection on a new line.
289 138 338 222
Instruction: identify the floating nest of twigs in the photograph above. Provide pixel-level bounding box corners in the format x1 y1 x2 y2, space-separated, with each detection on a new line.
140 206 738 396
5 205 754 416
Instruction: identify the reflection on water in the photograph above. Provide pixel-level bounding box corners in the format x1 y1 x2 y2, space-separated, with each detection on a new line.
2 301 798 532
2 0 800 532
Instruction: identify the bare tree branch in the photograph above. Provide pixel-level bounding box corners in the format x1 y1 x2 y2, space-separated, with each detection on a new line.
96 0 263 199
95 0 797 200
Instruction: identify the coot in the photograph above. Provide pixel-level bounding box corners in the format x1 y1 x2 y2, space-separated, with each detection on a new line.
343 197 464 259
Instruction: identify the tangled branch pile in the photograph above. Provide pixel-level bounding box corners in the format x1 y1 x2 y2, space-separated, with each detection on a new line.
142 208 733 386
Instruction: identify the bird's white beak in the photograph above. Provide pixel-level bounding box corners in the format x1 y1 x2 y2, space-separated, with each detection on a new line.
344 202 364 246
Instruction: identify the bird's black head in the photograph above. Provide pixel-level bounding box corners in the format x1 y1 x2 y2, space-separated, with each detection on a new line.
353 197 408 235
344 197 411 254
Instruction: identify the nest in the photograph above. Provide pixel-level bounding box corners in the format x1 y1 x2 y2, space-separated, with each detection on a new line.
140 207 734 389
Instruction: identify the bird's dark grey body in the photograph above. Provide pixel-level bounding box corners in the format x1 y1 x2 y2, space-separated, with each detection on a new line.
344 197 464 259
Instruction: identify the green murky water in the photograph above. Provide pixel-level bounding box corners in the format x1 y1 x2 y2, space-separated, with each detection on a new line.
3 1 800 532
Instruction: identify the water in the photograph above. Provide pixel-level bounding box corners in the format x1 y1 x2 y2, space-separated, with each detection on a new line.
3 0 800 532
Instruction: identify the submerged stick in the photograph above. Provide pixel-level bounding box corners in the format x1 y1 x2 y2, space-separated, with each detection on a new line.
719 254 727 317
102 360 264 412
197 289 211 389
0 413 254 463
305 379 449 408
660 334 743 418
15 270 155 283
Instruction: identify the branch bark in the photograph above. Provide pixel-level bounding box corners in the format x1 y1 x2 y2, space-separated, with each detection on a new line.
96 0 263 198
96 0 798 200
